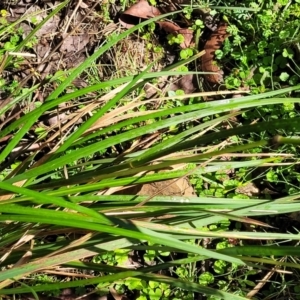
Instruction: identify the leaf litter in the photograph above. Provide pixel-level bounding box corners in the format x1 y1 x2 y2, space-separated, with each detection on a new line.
1 0 172 154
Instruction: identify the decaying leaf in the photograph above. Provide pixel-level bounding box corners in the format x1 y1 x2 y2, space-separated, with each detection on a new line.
119 0 193 48
137 177 195 197
201 22 229 84
60 34 90 52
119 0 160 28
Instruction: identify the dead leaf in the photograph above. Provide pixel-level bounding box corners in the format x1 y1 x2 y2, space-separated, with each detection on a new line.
114 174 195 197
22 7 60 38
60 34 89 52
138 177 195 197
64 51 86 69
201 22 229 84
119 0 161 29
47 113 67 126
72 78 88 88
170 74 196 94
119 0 193 48
36 38 50 60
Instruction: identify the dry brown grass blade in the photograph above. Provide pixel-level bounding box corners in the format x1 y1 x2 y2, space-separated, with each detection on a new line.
0 230 37 289
246 257 287 298
85 102 160 134
0 249 98 290
43 268 96 278
0 250 33 289
0 230 35 263
44 232 97 258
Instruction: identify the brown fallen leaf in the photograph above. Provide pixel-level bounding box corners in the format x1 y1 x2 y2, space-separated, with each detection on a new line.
119 0 160 29
201 22 229 84
119 0 193 48
114 165 195 198
60 34 90 52
137 177 195 197
169 74 196 94
22 6 60 38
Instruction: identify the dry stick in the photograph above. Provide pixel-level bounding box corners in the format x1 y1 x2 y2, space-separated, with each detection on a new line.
43 269 96 278
43 232 96 259
63 0 82 34
246 257 286 299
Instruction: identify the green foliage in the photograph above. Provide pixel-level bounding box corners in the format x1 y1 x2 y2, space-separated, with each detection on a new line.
167 33 185 45
115 278 173 300
93 249 131 266
221 0 300 91
180 48 194 59
199 272 214 285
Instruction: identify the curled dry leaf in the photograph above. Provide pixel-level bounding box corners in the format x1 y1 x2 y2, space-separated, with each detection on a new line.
201 22 229 84
119 0 160 29
119 0 193 48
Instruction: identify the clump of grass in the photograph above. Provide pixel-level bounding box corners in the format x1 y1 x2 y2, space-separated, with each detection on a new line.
1 1 300 299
